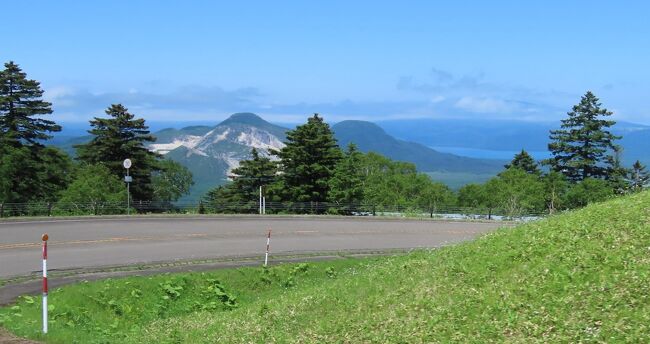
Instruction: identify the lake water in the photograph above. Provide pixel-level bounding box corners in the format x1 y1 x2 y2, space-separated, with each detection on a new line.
431 146 551 160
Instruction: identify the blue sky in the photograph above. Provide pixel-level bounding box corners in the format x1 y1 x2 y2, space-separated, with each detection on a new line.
5 1 650 124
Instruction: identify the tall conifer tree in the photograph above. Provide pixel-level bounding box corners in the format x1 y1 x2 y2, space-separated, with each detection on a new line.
504 149 541 175
547 91 620 182
204 148 278 213
0 61 60 147
273 114 341 204
76 104 159 201
329 143 365 212
226 148 278 202
629 160 649 191
0 62 71 204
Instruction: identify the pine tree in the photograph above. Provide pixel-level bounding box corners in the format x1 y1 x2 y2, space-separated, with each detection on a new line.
273 114 342 206
504 149 541 175
608 147 630 194
328 143 365 213
204 148 278 213
547 91 620 182
0 61 60 147
75 104 159 202
229 148 278 202
0 62 71 204
628 160 649 191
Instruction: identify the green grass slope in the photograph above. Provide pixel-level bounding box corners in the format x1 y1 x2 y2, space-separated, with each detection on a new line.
2 191 649 343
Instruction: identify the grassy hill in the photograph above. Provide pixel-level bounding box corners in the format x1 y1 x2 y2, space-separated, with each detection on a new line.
2 192 649 343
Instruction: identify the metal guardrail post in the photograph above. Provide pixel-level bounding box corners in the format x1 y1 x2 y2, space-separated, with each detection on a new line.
0 202 3 218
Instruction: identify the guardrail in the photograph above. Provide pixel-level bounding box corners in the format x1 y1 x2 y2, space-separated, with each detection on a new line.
0 200 548 221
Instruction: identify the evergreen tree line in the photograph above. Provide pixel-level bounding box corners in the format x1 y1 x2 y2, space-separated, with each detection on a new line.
0 61 193 215
205 92 649 217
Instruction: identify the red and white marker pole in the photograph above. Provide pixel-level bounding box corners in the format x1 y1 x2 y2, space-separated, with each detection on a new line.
264 229 271 267
41 233 49 334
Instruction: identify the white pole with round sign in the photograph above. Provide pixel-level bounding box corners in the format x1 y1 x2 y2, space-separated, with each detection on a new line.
123 159 132 215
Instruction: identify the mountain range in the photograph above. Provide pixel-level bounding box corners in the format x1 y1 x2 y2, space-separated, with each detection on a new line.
51 113 650 200
142 113 505 199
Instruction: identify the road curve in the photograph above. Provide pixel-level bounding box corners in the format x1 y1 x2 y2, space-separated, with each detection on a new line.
0 216 505 278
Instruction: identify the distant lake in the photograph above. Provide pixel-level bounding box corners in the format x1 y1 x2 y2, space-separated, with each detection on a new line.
431 146 551 160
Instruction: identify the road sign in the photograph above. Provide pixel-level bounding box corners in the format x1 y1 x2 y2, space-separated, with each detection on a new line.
123 158 132 215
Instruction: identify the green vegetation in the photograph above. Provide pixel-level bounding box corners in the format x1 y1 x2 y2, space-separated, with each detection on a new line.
0 61 73 205
0 61 60 147
629 160 650 191
57 164 126 215
0 258 372 343
3 191 650 342
151 159 194 204
328 143 365 212
273 113 342 206
505 149 541 175
75 104 161 201
204 148 278 213
547 91 621 182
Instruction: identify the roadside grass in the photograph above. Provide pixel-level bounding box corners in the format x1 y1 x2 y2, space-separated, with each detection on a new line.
2 190 650 343
0 258 375 343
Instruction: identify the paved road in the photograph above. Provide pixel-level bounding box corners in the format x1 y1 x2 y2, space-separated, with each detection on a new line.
0 216 504 278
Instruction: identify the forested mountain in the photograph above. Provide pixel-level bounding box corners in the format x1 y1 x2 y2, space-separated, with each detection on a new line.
331 120 505 174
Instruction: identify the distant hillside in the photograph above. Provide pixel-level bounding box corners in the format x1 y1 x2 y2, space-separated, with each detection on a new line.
378 118 650 165
332 120 505 174
620 129 650 165
48 135 91 156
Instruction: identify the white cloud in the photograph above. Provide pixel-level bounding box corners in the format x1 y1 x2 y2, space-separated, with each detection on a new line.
43 86 75 101
46 67 640 125
454 96 516 113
